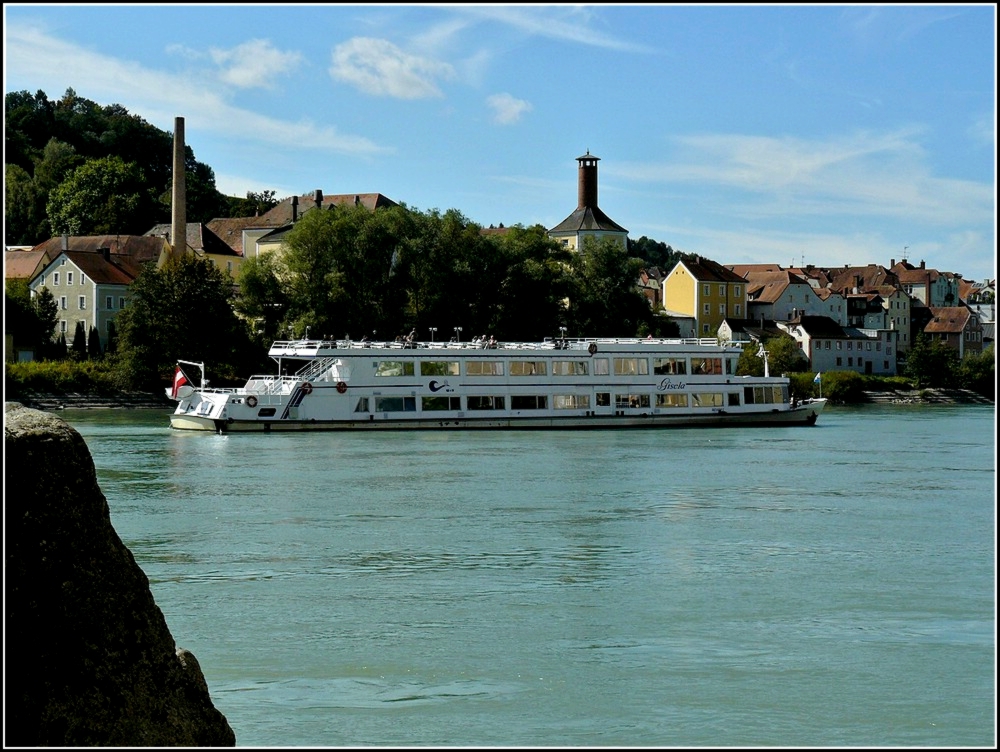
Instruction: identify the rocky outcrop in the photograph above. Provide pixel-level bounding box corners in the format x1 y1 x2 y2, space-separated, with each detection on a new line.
4 402 236 747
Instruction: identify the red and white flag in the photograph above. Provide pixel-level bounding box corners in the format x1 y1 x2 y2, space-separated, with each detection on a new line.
171 366 190 398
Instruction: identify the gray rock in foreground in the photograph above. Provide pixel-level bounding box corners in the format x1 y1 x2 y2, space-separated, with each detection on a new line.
4 402 236 746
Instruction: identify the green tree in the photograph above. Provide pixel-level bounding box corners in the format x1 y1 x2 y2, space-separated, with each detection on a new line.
47 155 160 235
105 319 118 356
5 281 59 357
113 255 260 389
628 235 681 272
566 236 652 337
71 320 87 360
87 325 103 359
904 332 959 388
957 344 995 399
4 89 56 171
233 252 290 345
735 335 808 376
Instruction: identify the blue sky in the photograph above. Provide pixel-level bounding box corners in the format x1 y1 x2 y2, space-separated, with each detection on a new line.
4 3 996 282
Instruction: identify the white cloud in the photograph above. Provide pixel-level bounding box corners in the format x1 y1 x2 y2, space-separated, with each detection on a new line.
487 93 532 125
329 37 455 99
209 39 303 90
4 23 387 157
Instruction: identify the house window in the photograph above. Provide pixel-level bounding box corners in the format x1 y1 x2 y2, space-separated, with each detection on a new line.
735 304 741 316
119 297 126 309
106 296 113 310
67 272 73 284
60 320 67 333
53 273 60 285
848 357 853 366
836 357 842 366
702 324 710 334
227 261 233 274
703 304 710 315
718 304 726 316
825 341 830 349
836 341 842 350
703 284 710 296
80 274 86 285
734 286 741 296
78 296 86 310
718 284 725 296
60 296 67 310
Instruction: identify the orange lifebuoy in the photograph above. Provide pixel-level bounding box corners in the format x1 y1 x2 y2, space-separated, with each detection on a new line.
336 381 347 394
301 382 313 395
246 395 258 408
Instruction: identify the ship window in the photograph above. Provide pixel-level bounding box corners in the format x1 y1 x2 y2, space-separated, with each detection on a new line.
420 361 459 376
690 357 722 374
653 357 686 375
553 394 590 409
510 361 547 376
728 393 741 407
655 393 688 408
596 392 610 407
614 358 648 376
375 396 416 412
354 397 369 412
593 358 609 376
467 395 505 410
615 393 650 409
511 395 547 409
773 386 786 403
552 360 588 375
375 361 414 377
422 396 461 411
466 361 504 376
257 407 277 417
692 392 724 407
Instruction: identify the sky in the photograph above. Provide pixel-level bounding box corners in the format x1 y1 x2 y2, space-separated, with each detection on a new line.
4 3 997 282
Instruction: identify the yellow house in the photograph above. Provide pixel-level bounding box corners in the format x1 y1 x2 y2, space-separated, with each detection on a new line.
663 256 748 337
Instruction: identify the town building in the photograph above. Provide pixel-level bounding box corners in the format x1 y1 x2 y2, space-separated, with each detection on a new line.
663 256 748 337
548 151 628 252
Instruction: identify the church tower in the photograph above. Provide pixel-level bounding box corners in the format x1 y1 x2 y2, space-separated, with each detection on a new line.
548 150 628 252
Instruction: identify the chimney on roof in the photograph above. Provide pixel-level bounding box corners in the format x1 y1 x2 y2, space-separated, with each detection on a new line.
100 247 110 262
171 116 186 260
355 195 360 206
576 150 600 210
61 234 69 251
291 195 298 223
314 189 323 209
920 260 925 270
891 259 895 268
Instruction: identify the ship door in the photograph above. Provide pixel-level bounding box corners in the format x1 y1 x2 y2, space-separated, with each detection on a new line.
593 390 613 416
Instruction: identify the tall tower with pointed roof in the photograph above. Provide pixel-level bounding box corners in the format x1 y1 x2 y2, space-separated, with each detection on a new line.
548 150 628 252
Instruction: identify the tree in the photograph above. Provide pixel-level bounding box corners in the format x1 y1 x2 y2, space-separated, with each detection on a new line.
233 253 289 345
87 325 103 359
735 335 808 376
113 255 261 389
904 332 959 388
47 155 160 235
957 344 995 399
628 235 682 272
566 236 652 337
4 281 59 357
71 320 88 360
105 319 118 356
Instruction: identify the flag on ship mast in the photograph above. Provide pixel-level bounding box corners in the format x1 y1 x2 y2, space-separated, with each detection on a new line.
171 366 190 398
813 372 822 383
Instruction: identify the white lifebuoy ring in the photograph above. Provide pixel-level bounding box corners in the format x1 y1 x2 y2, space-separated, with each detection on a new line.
336 381 348 394
301 382 313 395
588 342 598 355
246 395 258 408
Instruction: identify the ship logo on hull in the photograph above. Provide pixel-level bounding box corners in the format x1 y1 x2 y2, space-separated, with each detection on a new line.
429 380 454 392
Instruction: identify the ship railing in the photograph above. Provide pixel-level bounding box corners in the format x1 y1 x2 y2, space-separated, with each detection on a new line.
243 375 301 396
268 336 728 354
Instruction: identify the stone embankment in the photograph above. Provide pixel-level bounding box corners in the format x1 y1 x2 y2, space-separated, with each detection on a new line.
12 391 174 411
862 388 993 405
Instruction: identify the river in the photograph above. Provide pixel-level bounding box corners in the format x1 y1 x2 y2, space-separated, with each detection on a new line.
59 404 996 747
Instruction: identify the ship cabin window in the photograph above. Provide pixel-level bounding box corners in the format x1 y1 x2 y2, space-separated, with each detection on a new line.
552 360 588 376
653 357 686 375
614 358 648 376
510 361 547 376
593 358 610 376
467 395 505 410
616 393 650 409
691 392 724 407
728 393 741 407
743 386 786 404
553 394 590 409
422 396 461 411
420 361 460 376
375 396 416 412
511 395 547 410
466 361 504 376
375 361 415 377
690 357 722 375
257 407 277 417
726 358 736 375
656 393 688 408
596 392 611 407
354 397 370 412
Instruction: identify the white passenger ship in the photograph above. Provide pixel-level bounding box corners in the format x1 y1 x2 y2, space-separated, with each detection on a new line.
168 337 826 432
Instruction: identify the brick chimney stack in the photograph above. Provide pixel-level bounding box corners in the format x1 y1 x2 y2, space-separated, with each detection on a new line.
577 150 600 210
171 116 186 259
